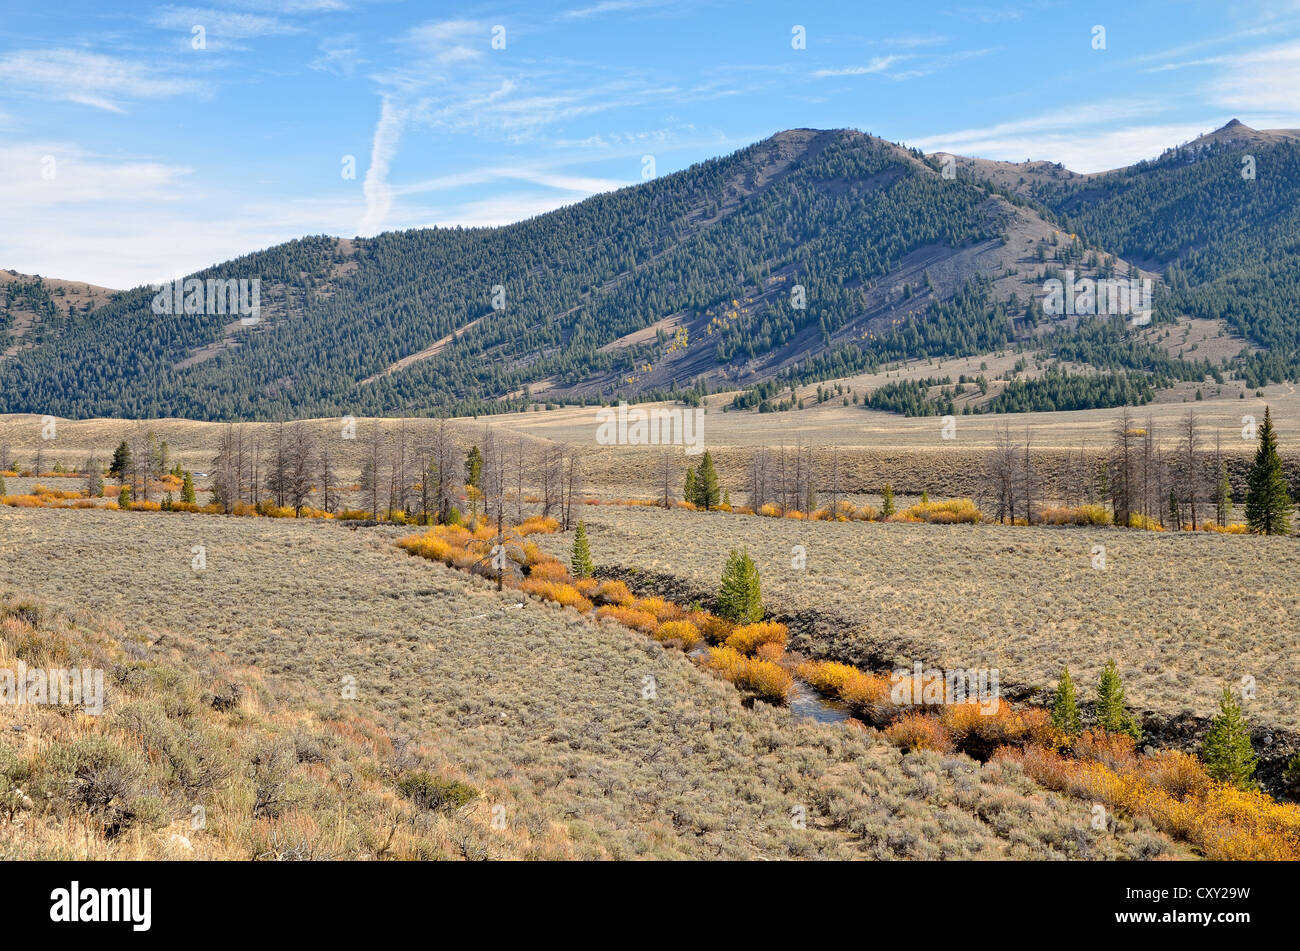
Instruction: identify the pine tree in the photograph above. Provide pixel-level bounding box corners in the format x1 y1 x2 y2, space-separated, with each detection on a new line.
118 485 131 509
465 445 483 488
1051 665 1081 737
881 483 895 518
683 466 696 504
110 441 132 478
182 471 197 504
718 547 762 623
570 521 594 579
1096 659 1141 739
1245 406 1292 535
0 474 6 497
1216 463 1232 527
1201 688 1257 789
920 489 929 504
722 489 731 508
694 451 720 510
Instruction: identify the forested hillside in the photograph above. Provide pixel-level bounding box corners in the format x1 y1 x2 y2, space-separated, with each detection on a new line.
6 122 1296 422
0 128 1137 421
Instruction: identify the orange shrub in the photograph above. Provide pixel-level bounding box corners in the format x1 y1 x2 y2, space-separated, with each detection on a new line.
689 611 733 645
754 641 784 663
517 515 560 536
574 577 599 596
593 580 633 606
653 620 701 649
885 713 953 752
130 500 162 511
519 578 593 613
724 620 788 655
839 671 893 721
528 560 571 582
595 605 659 633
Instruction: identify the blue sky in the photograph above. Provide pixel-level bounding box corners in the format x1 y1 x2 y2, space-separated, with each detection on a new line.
4 0 1300 288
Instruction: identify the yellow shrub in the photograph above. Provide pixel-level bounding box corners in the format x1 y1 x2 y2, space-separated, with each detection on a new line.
724 620 788 655
519 578 593 613
593 580 633 606
689 610 733 645
653 620 701 649
633 596 683 621
796 660 860 694
1041 504 1112 526
704 647 791 703
900 498 982 524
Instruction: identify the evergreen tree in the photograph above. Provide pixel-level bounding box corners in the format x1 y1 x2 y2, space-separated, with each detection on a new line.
182 471 197 504
722 489 731 508
1245 406 1292 535
110 441 132 478
693 451 721 510
1201 688 1258 790
718 547 762 623
118 484 131 509
1051 665 1081 736
1096 659 1141 739
465 445 483 488
683 465 696 504
881 483 895 518
1216 463 1232 527
570 522 594 579
0 474 6 497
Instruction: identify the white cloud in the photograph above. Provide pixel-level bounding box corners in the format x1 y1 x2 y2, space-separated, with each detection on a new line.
812 57 905 78
358 97 406 235
1210 41 1300 114
152 5 301 40
0 49 202 112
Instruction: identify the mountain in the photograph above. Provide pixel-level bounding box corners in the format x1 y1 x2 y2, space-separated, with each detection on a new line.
2 122 1297 421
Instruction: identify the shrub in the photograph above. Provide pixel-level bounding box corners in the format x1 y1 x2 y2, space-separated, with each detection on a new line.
796 660 860 695
885 714 953 753
595 605 658 632
703 647 791 703
724 620 787 656
689 610 732 645
1041 505 1113 526
653 620 701 649
519 579 593 613
528 560 571 582
899 498 982 524
396 771 478 813
593 580 634 606
517 515 560 536
717 547 762 623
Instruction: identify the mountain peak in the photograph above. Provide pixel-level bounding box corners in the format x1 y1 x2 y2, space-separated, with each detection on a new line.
1218 118 1249 132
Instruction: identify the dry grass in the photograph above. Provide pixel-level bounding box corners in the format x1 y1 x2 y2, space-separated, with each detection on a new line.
0 505 1188 859
534 505 1300 732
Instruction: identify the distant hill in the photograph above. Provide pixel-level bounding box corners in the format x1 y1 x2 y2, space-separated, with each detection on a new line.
2 123 1295 420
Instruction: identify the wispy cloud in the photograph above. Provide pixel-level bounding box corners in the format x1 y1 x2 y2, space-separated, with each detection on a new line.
1209 40 1300 114
813 57 906 78
560 0 671 19
358 97 406 235
0 49 203 112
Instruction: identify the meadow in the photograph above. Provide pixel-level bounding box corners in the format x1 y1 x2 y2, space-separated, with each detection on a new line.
534 505 1300 738
0 505 1185 859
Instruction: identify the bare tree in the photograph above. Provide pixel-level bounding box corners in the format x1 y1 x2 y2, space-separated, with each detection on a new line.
359 422 385 519
83 455 103 498
986 422 1019 524
317 441 338 514
286 423 316 515
658 451 676 509
539 443 564 517
563 447 583 530
1110 407 1138 527
1179 408 1202 530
